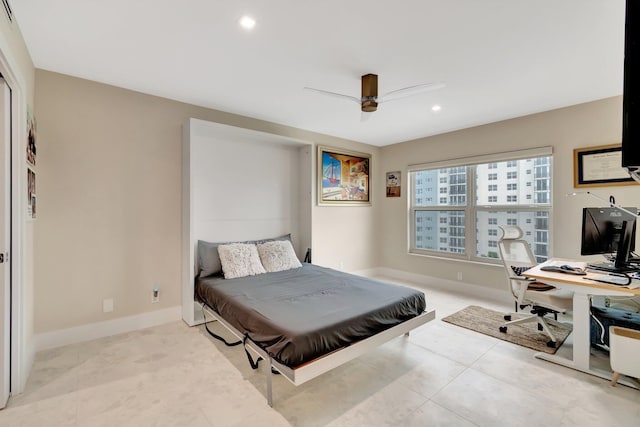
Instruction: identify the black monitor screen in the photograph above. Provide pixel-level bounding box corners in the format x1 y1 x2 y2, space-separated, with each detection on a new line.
581 207 638 256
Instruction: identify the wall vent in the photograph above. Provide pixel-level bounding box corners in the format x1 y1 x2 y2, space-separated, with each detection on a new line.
2 0 12 22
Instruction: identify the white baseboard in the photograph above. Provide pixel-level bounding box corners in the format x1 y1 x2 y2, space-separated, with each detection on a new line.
34 306 182 352
373 267 513 306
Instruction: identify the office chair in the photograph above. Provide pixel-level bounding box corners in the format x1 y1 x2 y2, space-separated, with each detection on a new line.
498 226 573 348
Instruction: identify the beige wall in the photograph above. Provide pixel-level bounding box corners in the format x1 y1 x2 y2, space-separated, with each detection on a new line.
0 14 34 102
378 96 640 291
34 70 379 333
33 73 633 332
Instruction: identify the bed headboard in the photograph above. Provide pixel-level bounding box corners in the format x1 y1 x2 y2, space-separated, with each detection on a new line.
182 118 312 325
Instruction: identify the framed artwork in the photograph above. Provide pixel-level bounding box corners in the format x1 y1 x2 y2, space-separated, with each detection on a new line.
318 145 371 205
27 167 36 219
573 144 636 188
386 171 401 197
27 107 36 166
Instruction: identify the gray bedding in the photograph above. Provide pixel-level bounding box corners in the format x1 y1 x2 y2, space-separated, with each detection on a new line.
196 264 426 367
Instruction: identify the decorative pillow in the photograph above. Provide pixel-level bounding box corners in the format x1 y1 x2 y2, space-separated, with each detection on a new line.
197 234 291 277
257 240 302 273
217 243 266 279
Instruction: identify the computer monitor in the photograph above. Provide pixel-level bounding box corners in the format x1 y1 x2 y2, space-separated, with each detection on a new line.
581 207 638 272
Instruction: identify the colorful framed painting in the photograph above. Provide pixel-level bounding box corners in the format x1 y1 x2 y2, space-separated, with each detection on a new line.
317 146 371 205
573 144 636 188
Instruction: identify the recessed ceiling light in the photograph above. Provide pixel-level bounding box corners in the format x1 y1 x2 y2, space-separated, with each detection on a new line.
432 105 442 112
239 15 256 30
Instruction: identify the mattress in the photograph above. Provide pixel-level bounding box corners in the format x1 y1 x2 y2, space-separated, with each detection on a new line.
196 264 426 368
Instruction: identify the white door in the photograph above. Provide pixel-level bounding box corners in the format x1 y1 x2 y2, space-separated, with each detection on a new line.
0 77 11 409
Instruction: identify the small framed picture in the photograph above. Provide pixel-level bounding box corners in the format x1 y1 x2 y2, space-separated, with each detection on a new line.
27 167 36 219
27 108 36 166
386 171 401 197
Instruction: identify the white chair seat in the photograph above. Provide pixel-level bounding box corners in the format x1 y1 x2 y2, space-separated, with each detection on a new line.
524 288 573 311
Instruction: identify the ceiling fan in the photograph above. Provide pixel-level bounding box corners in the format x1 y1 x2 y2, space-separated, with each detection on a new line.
304 73 445 113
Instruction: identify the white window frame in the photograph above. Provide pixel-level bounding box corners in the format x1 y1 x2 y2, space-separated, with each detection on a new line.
408 147 553 263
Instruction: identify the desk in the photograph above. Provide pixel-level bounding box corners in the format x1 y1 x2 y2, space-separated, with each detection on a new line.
524 259 640 384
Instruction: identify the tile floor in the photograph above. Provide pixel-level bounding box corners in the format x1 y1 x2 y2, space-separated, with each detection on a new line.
1 277 639 426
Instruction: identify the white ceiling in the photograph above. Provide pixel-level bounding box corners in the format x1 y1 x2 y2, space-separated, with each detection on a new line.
12 0 626 146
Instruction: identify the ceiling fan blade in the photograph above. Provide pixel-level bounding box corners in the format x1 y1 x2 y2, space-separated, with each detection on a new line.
378 82 446 103
303 87 361 104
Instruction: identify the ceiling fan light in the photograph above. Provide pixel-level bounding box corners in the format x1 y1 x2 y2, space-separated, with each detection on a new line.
361 100 378 112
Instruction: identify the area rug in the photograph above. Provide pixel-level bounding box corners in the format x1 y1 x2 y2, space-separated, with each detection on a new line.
442 305 572 354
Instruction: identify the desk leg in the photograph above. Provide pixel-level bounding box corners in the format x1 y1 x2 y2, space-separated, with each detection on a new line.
534 292 591 370
571 293 591 370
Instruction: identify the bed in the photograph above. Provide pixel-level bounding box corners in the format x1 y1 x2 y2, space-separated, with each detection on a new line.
196 260 435 406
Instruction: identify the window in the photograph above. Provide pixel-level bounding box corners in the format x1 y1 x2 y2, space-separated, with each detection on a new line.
439 187 448 194
410 150 552 263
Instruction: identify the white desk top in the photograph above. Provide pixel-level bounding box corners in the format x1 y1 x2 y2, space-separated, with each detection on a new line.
524 259 640 296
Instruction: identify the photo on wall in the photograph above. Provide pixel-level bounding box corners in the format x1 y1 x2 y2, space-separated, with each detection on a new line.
27 167 36 219
386 171 401 197
27 106 36 166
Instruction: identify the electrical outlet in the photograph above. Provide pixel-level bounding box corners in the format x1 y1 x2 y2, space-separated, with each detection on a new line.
103 298 114 313
457 272 463 281
152 285 160 303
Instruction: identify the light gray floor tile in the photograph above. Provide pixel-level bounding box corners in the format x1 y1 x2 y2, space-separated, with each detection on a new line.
431 368 566 427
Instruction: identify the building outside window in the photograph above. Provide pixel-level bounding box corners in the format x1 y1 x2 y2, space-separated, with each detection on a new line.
409 149 552 263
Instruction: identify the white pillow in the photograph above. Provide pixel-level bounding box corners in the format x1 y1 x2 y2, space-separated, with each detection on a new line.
217 243 266 279
257 240 302 273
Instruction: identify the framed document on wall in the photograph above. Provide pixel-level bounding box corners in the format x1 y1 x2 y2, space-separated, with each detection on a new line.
573 144 636 188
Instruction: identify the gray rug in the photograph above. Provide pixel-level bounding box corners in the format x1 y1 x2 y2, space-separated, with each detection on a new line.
442 305 572 354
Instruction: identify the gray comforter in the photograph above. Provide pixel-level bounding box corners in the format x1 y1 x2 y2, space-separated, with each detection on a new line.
196 264 426 367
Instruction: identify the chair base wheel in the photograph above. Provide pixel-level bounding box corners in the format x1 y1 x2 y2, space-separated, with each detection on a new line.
538 323 544 331
546 340 556 348
503 315 511 321
499 326 508 333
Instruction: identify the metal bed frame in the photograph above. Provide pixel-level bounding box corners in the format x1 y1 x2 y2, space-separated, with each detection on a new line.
202 304 436 406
